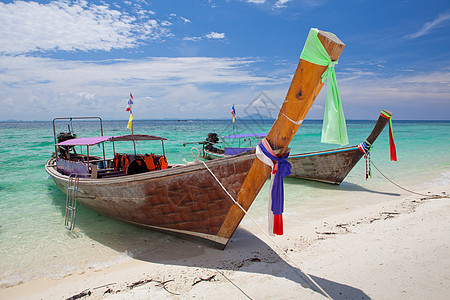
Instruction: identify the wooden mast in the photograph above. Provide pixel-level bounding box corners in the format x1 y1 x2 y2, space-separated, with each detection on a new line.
217 29 346 245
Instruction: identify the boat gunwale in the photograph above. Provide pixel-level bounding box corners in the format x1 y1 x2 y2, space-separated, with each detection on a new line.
45 152 256 185
288 146 360 158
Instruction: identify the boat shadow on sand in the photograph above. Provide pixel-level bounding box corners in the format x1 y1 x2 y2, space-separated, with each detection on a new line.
48 183 371 299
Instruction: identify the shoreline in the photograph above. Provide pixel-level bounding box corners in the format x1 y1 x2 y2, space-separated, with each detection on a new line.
1 184 448 299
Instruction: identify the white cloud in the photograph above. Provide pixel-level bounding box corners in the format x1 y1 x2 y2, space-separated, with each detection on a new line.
274 0 292 8
0 55 281 120
0 1 170 54
205 32 225 39
246 0 266 4
183 36 203 41
183 32 226 41
1 55 449 120
328 70 450 119
245 0 293 8
161 20 172 26
180 16 191 23
136 9 156 17
405 12 450 39
269 66 450 120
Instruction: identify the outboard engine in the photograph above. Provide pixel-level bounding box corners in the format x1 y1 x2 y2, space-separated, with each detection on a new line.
204 132 220 153
57 131 77 158
206 132 219 144
57 131 77 143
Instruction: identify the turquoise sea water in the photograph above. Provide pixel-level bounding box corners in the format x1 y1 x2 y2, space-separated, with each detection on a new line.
0 118 449 288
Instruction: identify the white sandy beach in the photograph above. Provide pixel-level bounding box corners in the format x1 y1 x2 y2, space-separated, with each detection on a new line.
1 184 449 300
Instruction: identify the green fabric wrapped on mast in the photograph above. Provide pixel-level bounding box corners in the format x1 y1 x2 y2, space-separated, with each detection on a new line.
300 28 349 146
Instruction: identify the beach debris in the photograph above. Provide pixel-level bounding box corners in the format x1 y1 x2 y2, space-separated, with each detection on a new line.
192 275 217 286
429 192 450 199
315 222 354 236
336 223 350 232
103 288 114 295
127 278 153 289
381 211 400 220
66 289 91 300
153 279 180 295
93 282 116 290
315 231 337 235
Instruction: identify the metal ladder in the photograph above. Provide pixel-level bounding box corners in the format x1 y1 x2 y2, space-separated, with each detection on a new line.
65 174 79 230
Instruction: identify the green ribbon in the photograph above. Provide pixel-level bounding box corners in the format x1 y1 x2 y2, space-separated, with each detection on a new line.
300 28 348 146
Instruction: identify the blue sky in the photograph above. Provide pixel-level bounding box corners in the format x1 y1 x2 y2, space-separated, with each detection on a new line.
0 0 449 121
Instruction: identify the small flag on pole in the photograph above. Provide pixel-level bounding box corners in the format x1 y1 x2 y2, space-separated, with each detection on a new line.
231 104 236 123
127 111 133 130
126 93 133 130
126 93 133 111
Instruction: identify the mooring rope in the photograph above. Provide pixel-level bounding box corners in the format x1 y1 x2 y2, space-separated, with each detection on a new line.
214 268 253 299
182 147 200 165
201 161 333 299
369 158 448 199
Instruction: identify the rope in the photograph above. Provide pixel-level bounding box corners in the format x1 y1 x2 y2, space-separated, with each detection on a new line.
370 158 449 199
201 161 333 299
182 147 200 165
214 268 252 299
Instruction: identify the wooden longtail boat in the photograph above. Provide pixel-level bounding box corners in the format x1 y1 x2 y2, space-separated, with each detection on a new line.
45 29 345 249
288 110 392 184
189 132 266 160
192 111 391 185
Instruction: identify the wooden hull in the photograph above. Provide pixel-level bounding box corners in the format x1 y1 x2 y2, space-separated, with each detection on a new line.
203 148 226 160
46 154 255 249
288 111 391 184
287 146 362 184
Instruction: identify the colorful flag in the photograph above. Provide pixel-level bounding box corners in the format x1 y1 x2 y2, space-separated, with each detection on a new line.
127 111 133 130
126 93 134 111
231 104 236 123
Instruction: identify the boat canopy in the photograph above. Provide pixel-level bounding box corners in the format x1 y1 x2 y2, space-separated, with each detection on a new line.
109 134 167 142
56 136 113 146
223 133 267 139
56 134 167 146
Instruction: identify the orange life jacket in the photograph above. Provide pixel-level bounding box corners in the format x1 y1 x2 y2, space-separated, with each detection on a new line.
144 153 156 171
121 154 130 170
113 153 122 171
159 156 168 170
